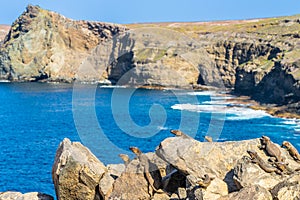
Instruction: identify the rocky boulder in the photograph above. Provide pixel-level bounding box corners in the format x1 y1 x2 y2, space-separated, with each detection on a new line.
156 136 263 192
270 174 300 200
0 192 53 200
108 152 168 199
219 185 272 200
51 136 300 200
52 138 107 200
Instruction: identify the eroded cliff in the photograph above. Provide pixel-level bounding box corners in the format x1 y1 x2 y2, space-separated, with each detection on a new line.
0 5 126 82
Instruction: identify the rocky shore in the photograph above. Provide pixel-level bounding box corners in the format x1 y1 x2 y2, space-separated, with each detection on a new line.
5 133 299 200
51 135 300 200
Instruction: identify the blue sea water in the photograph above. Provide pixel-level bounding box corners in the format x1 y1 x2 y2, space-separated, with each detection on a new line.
0 83 299 197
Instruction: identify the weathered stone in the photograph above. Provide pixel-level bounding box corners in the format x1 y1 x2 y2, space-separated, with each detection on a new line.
106 163 125 178
170 193 179 200
0 192 23 200
0 192 53 200
227 185 272 200
152 193 170 200
233 156 283 190
270 174 300 200
146 152 169 177
108 159 151 199
233 145 300 191
99 173 115 200
203 177 228 200
52 138 106 200
177 187 187 199
156 137 262 190
187 187 203 200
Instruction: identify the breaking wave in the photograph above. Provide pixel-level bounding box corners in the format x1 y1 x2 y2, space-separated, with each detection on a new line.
171 103 271 120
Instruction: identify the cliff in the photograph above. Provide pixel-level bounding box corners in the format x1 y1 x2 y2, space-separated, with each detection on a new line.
0 5 126 82
0 5 300 115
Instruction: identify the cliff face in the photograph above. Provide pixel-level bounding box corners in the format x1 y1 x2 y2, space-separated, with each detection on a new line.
0 5 300 113
0 5 125 82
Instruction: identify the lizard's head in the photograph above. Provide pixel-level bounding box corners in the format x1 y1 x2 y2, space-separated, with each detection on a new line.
119 154 130 163
170 129 183 136
281 141 291 149
129 146 142 156
247 150 257 159
261 136 270 144
204 136 213 142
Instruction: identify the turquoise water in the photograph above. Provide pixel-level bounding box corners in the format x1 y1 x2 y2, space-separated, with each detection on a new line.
0 83 299 197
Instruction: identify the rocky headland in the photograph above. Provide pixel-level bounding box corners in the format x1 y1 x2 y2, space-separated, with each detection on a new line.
0 5 299 117
8 133 299 200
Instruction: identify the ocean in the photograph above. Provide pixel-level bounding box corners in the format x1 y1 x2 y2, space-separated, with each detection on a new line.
0 82 299 197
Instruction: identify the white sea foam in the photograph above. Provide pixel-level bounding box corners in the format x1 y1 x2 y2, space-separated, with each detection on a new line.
99 85 127 89
280 118 300 132
202 100 231 105
186 91 217 96
226 107 270 120
171 104 226 113
210 96 234 100
281 118 300 125
171 103 270 120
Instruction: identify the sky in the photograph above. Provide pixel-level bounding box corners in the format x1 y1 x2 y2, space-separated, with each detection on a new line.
0 0 299 25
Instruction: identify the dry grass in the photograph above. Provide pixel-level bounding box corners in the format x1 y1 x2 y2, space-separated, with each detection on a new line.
126 14 300 37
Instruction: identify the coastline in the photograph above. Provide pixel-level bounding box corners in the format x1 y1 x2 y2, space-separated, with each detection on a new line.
1 80 299 119
227 95 300 119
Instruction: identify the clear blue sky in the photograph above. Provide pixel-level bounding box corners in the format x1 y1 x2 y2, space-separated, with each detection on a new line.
1 0 299 25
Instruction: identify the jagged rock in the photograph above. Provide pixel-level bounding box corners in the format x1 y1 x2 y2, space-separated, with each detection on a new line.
233 143 300 190
185 174 228 200
219 185 272 200
233 156 283 190
203 177 228 200
106 163 125 178
49 137 300 200
187 187 203 200
0 192 53 200
152 193 170 200
156 137 263 191
52 138 107 200
170 193 179 199
270 174 300 200
108 153 167 200
98 173 115 200
0 192 23 200
177 187 187 199
108 159 151 199
146 152 169 177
